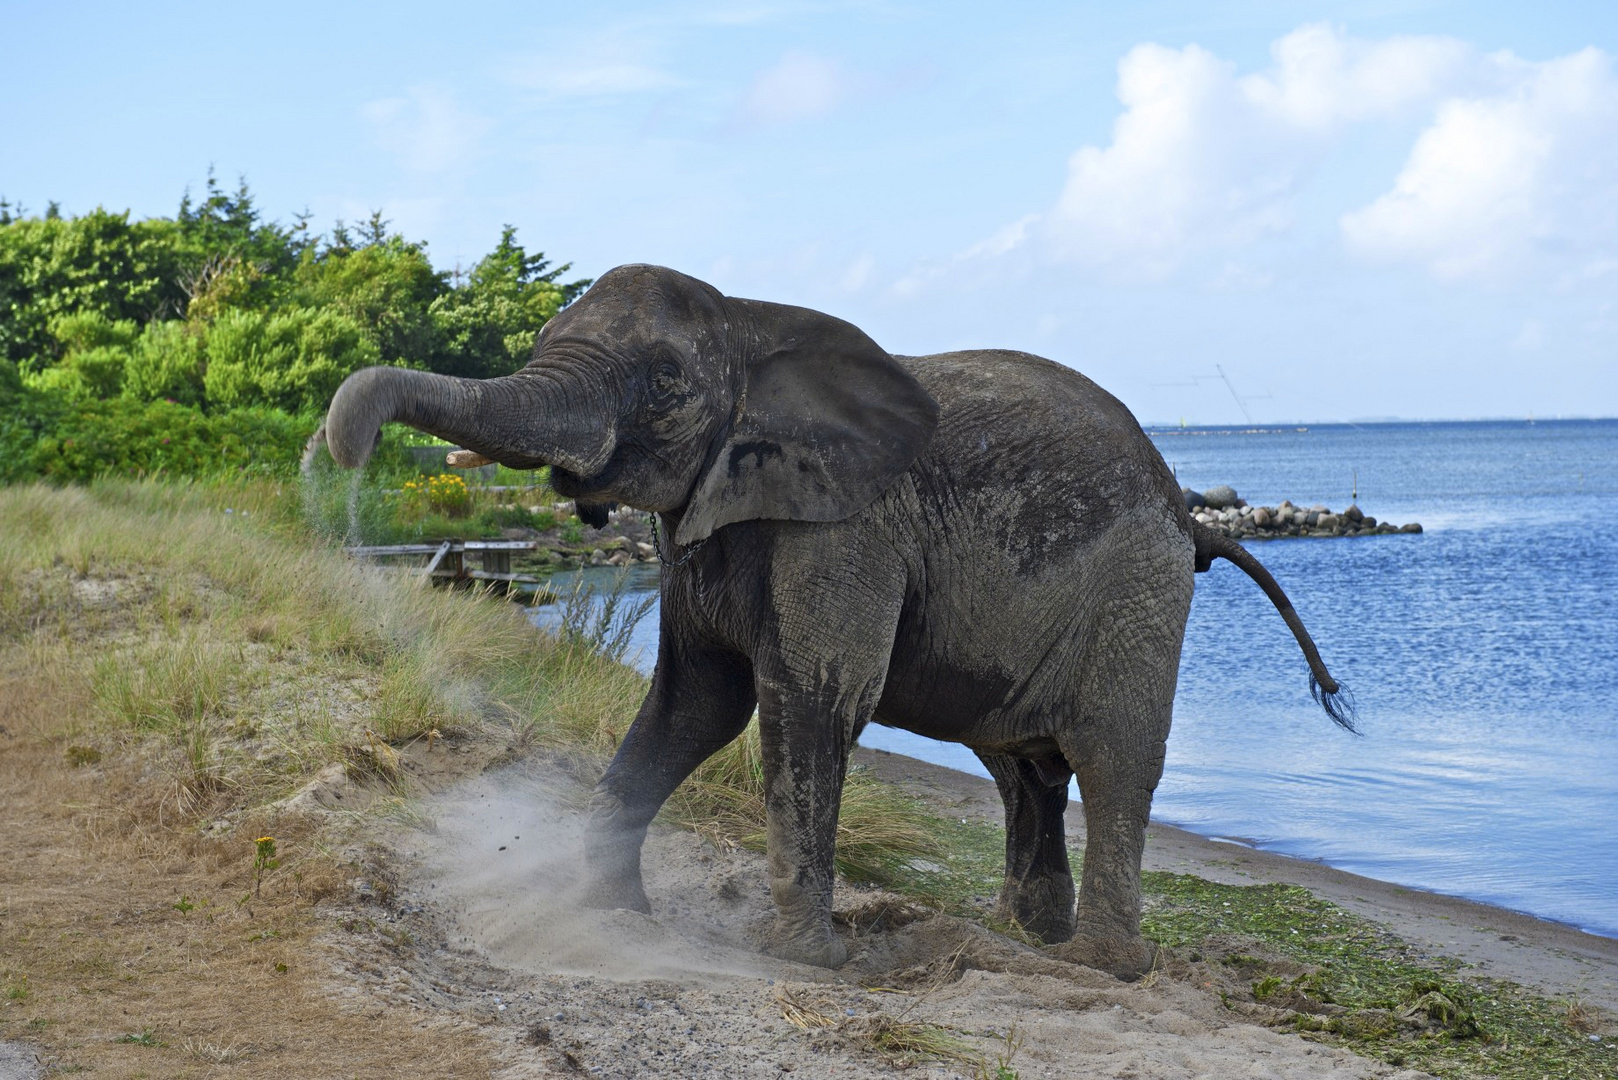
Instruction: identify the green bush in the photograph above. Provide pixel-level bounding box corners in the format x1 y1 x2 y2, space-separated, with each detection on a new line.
123 320 206 405
203 306 379 413
0 188 588 489
10 397 314 483
19 312 142 401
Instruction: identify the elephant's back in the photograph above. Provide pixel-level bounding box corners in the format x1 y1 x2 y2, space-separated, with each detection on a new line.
894 349 1176 511
874 350 1191 743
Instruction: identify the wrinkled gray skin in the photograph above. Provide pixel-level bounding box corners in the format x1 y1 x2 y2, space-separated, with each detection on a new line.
322 265 1350 978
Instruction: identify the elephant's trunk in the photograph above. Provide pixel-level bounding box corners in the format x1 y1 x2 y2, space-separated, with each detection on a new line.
322 366 615 477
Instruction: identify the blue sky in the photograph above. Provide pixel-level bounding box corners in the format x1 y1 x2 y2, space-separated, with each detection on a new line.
5 1 1616 423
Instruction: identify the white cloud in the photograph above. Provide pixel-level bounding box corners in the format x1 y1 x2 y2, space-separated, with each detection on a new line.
1045 42 1295 277
1341 48 1618 282
940 23 1618 288
890 214 1039 297
1038 25 1482 280
361 86 491 173
736 51 855 126
1239 23 1472 129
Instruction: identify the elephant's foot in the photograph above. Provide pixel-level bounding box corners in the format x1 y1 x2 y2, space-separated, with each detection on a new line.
997 876 1077 945
1047 930 1161 981
762 920 849 969
578 871 651 915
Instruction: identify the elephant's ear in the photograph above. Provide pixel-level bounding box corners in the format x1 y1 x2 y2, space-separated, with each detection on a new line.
675 301 939 545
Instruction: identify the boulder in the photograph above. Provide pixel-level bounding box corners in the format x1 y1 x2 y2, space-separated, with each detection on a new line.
1203 485 1239 510
1361 515 1377 528
1343 504 1364 523
635 541 656 559
1310 504 1330 513
589 548 608 564
1304 511 1320 526
1317 513 1340 531
1182 488 1206 511
1251 507 1272 527
1400 522 1423 533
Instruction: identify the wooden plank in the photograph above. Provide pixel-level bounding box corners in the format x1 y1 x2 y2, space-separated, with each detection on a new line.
420 541 454 578
461 540 540 551
462 570 549 583
344 543 450 557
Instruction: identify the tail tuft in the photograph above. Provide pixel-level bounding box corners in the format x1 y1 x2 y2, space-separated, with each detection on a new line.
1309 673 1360 735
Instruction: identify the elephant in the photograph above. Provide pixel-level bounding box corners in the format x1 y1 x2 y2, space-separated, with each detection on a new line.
320 264 1353 977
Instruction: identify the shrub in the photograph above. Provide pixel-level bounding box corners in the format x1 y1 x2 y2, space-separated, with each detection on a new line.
16 398 314 482
18 311 142 401
204 306 379 413
123 320 206 405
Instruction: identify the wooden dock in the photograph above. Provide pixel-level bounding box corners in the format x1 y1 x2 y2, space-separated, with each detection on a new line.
343 539 555 595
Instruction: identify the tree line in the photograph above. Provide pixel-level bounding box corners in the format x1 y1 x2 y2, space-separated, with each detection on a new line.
0 174 588 482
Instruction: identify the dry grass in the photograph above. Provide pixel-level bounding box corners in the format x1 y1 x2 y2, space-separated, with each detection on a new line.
0 480 570 1075
0 478 944 1075
773 988 990 1073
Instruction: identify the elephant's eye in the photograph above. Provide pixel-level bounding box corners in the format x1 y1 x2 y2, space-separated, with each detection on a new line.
650 362 683 403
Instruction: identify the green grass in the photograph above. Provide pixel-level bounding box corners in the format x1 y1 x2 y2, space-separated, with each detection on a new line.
1137 873 1611 1079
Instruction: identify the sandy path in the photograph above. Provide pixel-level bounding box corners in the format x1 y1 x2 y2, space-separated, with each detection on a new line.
384 762 1444 1080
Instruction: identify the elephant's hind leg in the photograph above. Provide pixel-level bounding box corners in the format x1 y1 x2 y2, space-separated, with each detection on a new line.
1053 558 1191 979
977 751 1076 943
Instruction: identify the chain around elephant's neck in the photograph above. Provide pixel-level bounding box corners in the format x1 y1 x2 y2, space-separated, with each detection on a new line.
652 515 707 567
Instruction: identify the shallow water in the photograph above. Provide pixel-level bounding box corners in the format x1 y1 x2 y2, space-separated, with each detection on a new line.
530 420 1618 938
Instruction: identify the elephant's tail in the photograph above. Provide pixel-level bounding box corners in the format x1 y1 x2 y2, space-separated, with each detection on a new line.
1193 524 1359 734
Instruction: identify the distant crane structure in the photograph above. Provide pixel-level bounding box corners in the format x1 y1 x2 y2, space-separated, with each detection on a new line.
1152 365 1272 425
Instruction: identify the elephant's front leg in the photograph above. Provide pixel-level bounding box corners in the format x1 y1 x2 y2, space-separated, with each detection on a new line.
753 680 866 969
583 642 755 912
752 581 903 966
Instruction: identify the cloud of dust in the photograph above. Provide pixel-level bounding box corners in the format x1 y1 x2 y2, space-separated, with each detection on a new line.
414 768 784 985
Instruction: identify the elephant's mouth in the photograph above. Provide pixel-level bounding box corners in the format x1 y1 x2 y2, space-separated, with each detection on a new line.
549 455 624 500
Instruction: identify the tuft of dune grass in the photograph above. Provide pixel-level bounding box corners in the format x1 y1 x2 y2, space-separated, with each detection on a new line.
0 478 939 882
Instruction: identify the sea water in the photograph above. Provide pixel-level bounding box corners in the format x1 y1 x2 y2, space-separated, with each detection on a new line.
531 420 1618 938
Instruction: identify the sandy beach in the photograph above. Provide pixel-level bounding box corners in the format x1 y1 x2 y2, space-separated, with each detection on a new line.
327 745 1617 1079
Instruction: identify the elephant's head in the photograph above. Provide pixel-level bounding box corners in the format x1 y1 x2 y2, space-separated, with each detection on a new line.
322 265 940 544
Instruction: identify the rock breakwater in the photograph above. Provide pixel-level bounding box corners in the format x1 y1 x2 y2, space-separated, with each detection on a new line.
1183 486 1422 540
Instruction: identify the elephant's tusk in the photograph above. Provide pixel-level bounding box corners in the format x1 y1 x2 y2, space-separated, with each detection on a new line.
446 450 494 468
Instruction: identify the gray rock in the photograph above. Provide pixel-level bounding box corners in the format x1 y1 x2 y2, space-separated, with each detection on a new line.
1400 522 1423 533
1310 504 1330 513
1203 485 1239 510
1317 513 1340 531
1343 504 1364 523
1304 511 1320 526
1361 516 1377 528
1251 507 1272 527
1181 487 1206 511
